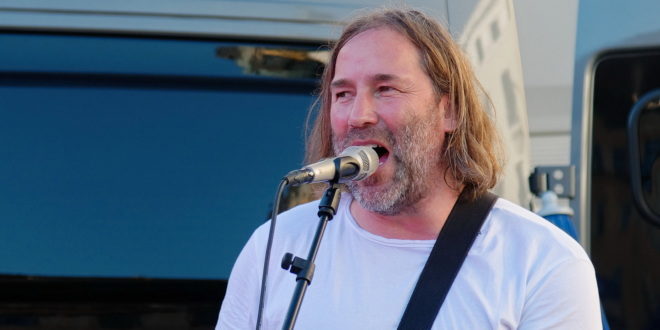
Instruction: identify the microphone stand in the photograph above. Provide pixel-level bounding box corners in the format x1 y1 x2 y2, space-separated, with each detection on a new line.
280 180 342 330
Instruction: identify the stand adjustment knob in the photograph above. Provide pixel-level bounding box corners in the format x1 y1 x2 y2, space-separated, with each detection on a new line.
281 253 309 276
281 252 294 270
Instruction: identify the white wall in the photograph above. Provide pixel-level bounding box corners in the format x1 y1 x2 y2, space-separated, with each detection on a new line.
514 0 578 167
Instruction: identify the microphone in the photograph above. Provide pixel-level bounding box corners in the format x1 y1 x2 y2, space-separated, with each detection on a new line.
284 146 379 185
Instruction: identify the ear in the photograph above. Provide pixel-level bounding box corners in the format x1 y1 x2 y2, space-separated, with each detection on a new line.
439 95 457 132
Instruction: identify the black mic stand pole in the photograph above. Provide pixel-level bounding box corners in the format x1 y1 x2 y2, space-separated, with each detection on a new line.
280 180 342 330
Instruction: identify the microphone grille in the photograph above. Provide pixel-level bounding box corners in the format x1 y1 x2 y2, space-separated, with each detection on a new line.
338 145 379 182
358 149 371 172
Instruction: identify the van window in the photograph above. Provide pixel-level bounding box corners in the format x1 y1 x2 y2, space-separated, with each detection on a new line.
0 33 324 279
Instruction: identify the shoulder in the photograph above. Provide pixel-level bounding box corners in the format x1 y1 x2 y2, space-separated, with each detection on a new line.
483 199 602 328
471 198 601 327
479 197 591 266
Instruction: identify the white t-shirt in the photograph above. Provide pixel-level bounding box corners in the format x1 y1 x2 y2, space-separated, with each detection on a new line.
217 194 602 329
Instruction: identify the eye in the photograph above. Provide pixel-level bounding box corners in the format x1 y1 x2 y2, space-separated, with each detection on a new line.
334 90 352 102
377 86 397 95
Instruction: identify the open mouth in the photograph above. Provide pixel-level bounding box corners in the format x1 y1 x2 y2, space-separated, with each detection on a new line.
371 145 390 165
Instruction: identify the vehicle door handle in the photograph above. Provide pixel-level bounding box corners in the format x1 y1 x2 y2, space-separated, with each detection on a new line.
627 88 660 227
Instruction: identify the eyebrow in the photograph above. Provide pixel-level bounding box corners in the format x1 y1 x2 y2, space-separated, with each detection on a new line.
330 73 409 88
330 79 351 88
373 73 403 83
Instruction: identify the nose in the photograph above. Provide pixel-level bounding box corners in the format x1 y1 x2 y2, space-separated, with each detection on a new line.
348 92 378 128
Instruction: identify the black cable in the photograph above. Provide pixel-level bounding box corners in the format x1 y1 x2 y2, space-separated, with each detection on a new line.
256 178 289 330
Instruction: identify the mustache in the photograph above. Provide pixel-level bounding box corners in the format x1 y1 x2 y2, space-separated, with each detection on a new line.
332 125 396 153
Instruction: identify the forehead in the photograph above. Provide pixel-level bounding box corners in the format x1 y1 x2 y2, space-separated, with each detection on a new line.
333 27 427 81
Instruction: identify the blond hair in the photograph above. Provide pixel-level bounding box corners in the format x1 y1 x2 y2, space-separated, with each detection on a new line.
305 8 503 199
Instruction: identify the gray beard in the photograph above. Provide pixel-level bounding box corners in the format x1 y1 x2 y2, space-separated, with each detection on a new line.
332 112 442 216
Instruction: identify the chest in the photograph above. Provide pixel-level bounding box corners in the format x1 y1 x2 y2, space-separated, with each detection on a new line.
263 233 520 330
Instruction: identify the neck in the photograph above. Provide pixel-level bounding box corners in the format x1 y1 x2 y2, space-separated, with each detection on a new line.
349 184 461 240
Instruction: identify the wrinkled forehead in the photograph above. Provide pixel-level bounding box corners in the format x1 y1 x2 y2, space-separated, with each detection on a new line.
332 27 427 78
335 25 420 62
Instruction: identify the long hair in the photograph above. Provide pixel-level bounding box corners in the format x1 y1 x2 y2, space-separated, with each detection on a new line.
305 8 503 200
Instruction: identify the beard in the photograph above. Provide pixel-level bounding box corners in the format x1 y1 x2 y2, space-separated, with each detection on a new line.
332 109 443 216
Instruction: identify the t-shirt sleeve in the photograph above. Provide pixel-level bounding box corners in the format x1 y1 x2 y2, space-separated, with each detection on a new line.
216 227 265 329
519 258 602 330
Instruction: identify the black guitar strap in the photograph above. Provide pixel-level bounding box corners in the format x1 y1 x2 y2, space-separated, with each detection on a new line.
397 191 498 330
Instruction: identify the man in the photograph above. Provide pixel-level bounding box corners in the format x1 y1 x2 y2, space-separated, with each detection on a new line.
218 8 601 329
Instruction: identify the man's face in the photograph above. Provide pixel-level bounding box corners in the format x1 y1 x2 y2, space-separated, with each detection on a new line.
329 27 455 215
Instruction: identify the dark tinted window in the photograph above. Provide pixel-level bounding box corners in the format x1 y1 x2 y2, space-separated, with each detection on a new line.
0 33 324 279
590 49 660 329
